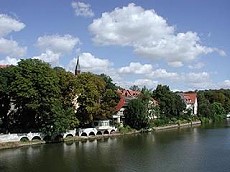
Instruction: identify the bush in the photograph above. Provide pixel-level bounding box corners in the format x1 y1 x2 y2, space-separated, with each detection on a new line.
119 125 133 134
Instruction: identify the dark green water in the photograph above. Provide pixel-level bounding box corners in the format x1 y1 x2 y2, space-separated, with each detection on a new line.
1 120 230 172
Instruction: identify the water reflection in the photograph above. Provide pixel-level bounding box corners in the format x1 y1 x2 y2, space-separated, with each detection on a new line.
1 125 230 172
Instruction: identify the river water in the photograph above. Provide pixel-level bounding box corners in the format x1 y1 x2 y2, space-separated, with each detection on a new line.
1 120 230 172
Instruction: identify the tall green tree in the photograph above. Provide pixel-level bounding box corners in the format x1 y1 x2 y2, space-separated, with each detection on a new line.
75 72 106 125
124 98 149 130
0 65 17 133
152 85 185 118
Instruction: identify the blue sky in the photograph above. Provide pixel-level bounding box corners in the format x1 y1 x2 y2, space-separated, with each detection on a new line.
0 0 229 91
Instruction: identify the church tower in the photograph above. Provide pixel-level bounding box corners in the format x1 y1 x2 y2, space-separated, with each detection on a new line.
75 56 81 75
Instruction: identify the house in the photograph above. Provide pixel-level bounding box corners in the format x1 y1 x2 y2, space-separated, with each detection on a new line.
113 89 140 125
179 92 198 115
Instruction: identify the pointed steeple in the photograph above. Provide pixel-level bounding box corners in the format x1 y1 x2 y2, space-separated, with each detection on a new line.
75 56 81 75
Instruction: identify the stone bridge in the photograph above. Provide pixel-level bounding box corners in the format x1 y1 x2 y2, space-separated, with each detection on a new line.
0 127 117 143
77 127 116 137
0 129 76 143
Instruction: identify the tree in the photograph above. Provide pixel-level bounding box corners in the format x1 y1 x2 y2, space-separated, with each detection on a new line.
75 72 106 126
197 89 230 120
152 85 185 118
210 102 226 122
99 74 120 119
124 98 149 130
3 59 79 135
75 72 120 126
130 85 140 91
0 65 17 133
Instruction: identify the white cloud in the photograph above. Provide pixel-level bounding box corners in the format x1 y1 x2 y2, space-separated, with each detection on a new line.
0 38 27 57
0 56 19 65
68 52 111 73
0 14 25 37
89 3 225 67
220 80 230 89
36 34 80 54
188 62 205 69
149 69 178 79
119 62 152 74
185 72 210 83
71 1 94 17
133 79 158 88
0 14 27 58
32 50 61 66
168 61 183 67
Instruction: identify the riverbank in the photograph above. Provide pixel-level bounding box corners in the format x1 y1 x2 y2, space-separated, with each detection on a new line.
0 121 201 150
153 120 201 131
0 140 45 150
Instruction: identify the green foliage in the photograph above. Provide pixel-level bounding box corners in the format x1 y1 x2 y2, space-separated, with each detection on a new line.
0 59 79 135
75 72 119 126
152 118 170 127
152 85 186 118
0 65 16 132
198 89 229 121
119 125 133 134
130 85 140 91
124 98 149 130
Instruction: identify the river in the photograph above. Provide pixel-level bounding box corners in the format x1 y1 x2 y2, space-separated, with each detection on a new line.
1 120 230 172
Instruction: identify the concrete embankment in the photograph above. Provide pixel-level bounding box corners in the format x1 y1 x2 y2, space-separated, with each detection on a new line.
153 120 201 131
0 140 45 150
0 122 201 150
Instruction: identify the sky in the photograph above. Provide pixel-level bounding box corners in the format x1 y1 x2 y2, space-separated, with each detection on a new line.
0 0 229 91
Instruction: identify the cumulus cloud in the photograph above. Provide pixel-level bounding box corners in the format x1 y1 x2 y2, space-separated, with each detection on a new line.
133 79 158 88
36 34 80 54
0 56 19 65
0 14 27 58
0 14 25 37
119 62 152 74
148 69 178 79
32 50 61 66
220 80 230 89
71 1 94 17
68 52 111 73
0 38 27 57
118 62 178 80
89 3 225 67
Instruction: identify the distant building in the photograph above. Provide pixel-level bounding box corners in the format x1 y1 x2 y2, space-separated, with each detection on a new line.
179 92 198 115
75 56 81 75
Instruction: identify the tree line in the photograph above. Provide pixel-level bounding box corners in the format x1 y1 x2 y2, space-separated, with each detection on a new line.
0 59 119 135
0 59 229 134
197 89 230 122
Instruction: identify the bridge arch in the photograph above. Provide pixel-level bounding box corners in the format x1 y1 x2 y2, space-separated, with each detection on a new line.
20 137 29 142
104 130 109 135
32 136 42 141
89 132 95 136
65 134 73 138
81 132 87 137
96 131 102 135
110 129 115 134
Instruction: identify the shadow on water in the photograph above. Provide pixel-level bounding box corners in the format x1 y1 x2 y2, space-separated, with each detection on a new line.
201 119 230 129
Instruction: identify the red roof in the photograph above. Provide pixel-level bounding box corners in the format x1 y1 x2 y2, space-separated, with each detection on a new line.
182 92 197 104
115 89 140 111
115 96 125 111
117 89 140 97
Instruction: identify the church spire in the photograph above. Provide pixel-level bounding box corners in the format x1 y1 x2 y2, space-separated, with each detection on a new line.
75 56 80 75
